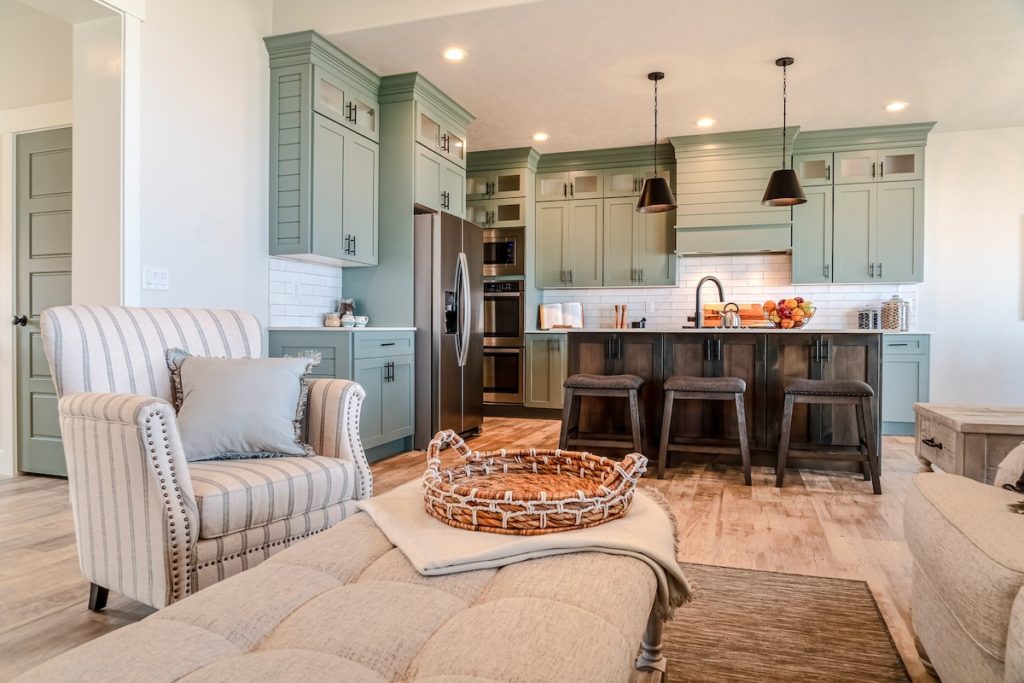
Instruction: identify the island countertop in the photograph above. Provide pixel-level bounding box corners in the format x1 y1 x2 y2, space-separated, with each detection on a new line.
527 327 928 334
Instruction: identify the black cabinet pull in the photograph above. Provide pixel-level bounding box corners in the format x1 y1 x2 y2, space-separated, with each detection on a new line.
379 342 396 346
570 182 574 197
888 342 909 347
921 437 943 450
616 338 623 360
606 338 613 359
879 161 884 177
871 161 876 178
563 183 567 198
351 235 356 255
825 164 831 181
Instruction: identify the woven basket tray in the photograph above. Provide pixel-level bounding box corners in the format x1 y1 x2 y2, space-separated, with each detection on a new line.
422 430 648 535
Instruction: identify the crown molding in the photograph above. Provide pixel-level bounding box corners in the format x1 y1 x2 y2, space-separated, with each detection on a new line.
265 30 380 96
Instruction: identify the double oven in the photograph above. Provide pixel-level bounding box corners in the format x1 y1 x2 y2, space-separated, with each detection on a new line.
482 272 525 405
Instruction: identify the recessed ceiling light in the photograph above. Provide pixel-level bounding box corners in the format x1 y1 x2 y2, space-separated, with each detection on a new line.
885 101 909 112
696 117 716 128
442 47 467 62
532 132 550 142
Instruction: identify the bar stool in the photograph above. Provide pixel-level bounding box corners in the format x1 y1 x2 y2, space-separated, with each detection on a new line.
776 378 881 494
559 374 646 455
657 376 751 484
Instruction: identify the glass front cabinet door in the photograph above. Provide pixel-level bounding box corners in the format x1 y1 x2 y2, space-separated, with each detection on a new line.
877 147 923 182
793 153 833 186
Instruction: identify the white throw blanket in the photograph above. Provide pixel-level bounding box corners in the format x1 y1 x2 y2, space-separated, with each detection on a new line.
358 480 692 618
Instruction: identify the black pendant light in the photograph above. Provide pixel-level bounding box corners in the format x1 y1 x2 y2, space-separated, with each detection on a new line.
637 71 677 213
762 57 806 207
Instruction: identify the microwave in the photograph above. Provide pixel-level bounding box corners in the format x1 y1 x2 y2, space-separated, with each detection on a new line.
482 228 524 277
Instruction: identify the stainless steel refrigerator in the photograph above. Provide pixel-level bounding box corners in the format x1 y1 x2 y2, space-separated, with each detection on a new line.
413 210 483 449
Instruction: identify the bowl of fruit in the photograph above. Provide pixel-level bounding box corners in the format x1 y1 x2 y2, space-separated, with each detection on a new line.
763 297 815 329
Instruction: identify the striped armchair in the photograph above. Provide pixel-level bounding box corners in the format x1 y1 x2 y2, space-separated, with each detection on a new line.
40 306 372 611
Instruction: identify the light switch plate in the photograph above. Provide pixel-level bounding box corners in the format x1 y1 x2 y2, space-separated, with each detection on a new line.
143 266 170 291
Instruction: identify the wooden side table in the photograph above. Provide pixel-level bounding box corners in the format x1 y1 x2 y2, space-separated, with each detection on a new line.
913 403 1024 483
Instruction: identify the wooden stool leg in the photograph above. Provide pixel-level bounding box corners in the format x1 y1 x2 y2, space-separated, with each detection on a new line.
734 393 752 486
628 389 643 455
861 397 882 495
855 402 871 481
775 394 795 488
657 391 675 479
637 393 647 455
559 387 576 449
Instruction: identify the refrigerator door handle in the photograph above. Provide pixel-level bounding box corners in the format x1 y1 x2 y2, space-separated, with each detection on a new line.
456 251 471 368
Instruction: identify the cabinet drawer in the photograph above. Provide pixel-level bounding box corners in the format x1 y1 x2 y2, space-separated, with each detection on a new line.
277 344 339 378
353 332 414 359
882 335 929 355
916 416 960 474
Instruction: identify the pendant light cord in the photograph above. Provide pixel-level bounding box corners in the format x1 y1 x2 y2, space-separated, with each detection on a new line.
653 77 659 173
781 62 788 169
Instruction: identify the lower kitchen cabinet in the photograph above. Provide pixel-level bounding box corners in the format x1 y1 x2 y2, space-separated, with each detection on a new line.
881 334 930 436
268 330 415 451
525 334 567 409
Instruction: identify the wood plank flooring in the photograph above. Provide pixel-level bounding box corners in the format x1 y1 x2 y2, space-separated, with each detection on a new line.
0 417 934 681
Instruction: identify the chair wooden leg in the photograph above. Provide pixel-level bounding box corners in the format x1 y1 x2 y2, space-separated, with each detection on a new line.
628 389 643 455
734 393 752 486
657 391 675 479
861 397 882 495
559 388 576 449
775 394 795 488
88 583 108 612
855 402 871 481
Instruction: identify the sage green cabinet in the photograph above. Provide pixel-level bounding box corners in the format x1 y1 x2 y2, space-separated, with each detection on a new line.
536 200 603 287
604 168 673 197
832 181 923 284
525 334 567 409
882 334 930 436
268 330 415 450
416 104 466 167
835 147 923 184
791 185 833 284
266 32 381 267
793 153 833 186
416 147 464 216
466 168 527 200
602 197 676 286
536 170 603 201
467 198 527 228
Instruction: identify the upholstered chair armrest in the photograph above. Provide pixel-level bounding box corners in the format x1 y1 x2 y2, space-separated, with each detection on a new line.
58 393 198 609
305 378 372 499
1008 587 1024 682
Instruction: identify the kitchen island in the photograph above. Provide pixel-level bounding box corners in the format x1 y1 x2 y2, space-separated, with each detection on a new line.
565 328 882 473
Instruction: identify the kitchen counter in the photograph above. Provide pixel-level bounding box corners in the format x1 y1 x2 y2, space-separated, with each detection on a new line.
531 327 928 334
268 326 416 332
564 329 883 474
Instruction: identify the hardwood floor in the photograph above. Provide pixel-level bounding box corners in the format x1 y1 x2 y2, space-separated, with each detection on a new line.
0 417 933 681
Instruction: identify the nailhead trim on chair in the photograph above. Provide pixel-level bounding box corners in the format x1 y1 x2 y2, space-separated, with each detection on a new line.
144 406 192 601
193 526 331 571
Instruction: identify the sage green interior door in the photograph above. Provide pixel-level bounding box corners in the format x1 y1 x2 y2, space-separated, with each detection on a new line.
832 183 875 283
603 197 638 286
16 127 72 476
536 201 569 287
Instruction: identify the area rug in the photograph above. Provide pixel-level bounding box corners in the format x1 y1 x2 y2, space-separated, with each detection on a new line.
662 563 910 682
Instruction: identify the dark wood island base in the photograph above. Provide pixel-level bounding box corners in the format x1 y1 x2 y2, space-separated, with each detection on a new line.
565 330 882 476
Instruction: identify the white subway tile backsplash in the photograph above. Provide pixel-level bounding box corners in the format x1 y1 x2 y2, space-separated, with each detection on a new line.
541 254 917 330
268 257 344 327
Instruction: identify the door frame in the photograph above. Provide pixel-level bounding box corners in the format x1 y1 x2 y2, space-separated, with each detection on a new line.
0 0 143 476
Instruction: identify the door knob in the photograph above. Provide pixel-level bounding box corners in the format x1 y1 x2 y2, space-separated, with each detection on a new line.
12 315 28 326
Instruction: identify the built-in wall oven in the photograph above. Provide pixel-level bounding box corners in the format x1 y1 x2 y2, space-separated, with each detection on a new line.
483 228 525 278
483 280 525 404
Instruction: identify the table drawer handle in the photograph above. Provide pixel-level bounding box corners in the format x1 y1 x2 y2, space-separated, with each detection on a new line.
921 436 943 450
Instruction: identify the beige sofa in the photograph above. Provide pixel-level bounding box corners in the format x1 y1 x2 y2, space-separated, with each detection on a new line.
905 471 1024 682
17 513 664 682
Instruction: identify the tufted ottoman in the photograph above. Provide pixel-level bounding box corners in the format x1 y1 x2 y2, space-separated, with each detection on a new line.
18 513 663 682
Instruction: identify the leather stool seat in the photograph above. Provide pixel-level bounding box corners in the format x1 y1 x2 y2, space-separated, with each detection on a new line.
664 375 746 394
564 373 644 391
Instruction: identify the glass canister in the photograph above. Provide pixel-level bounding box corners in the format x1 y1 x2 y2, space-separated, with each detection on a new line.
881 295 910 331
858 308 882 329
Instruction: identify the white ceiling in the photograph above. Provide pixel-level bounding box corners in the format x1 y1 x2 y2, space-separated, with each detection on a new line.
321 0 1024 153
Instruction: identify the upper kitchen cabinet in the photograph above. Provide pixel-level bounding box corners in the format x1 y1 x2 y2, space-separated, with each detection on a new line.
670 129 797 255
466 168 529 200
416 104 467 167
535 200 603 288
603 197 676 286
604 167 674 198
792 123 933 284
266 31 381 266
343 72 473 327
536 170 603 201
466 198 527 228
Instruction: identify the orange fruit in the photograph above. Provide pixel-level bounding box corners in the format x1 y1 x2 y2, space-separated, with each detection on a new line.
781 319 795 329
784 298 799 309
763 300 777 312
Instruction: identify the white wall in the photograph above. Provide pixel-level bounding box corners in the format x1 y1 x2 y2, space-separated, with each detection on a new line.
917 127 1024 405
135 0 272 322
0 12 72 111
72 15 124 305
